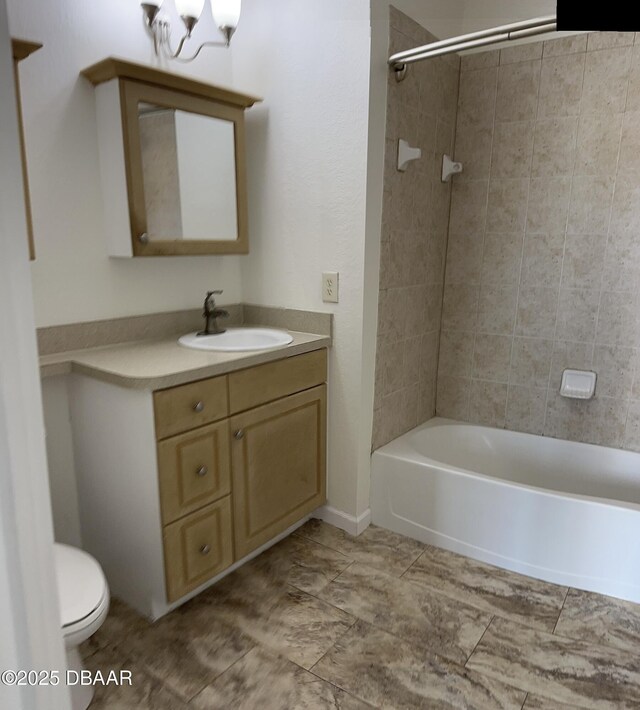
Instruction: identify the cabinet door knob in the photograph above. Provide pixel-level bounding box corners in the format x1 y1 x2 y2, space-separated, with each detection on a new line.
197 465 208 477
234 429 244 440
193 401 205 413
200 544 211 555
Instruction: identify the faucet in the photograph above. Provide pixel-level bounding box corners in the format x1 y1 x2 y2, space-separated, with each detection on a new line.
197 290 229 336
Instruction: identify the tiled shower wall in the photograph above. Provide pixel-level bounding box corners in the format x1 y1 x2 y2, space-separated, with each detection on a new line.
438 32 640 450
372 8 460 450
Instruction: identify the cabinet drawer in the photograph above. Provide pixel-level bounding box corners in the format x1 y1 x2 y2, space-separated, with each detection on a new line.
231 384 326 558
228 349 327 414
163 497 234 603
154 376 228 439
157 421 231 525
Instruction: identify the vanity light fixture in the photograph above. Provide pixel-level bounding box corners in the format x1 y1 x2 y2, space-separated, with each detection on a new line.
141 0 241 62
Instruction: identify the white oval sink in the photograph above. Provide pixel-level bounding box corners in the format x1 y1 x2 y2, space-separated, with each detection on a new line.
179 328 294 352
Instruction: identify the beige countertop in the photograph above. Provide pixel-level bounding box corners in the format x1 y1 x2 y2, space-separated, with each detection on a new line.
40 330 331 390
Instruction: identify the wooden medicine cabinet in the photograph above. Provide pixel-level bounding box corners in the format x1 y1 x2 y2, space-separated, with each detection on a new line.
82 58 261 257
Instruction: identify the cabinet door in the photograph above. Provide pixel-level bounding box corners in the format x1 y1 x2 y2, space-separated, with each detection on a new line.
163 496 234 602
231 385 327 558
157 420 231 525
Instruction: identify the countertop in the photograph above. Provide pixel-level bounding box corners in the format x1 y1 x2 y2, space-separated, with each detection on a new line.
39 329 331 390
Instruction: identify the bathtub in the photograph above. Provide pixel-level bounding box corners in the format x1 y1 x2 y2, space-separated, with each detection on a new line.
371 418 640 603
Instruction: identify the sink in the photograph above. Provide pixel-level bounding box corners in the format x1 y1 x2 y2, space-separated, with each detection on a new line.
179 328 294 352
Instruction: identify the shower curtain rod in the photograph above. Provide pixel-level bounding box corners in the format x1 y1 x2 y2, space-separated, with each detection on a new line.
388 15 557 76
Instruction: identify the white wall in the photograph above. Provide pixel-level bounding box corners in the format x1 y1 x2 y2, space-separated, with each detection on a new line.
0 2 70 706
8 0 243 327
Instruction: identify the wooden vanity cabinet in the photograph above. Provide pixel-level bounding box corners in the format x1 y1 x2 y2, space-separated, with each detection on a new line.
153 349 327 602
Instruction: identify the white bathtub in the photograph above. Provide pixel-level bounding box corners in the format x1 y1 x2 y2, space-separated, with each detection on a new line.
371 418 640 603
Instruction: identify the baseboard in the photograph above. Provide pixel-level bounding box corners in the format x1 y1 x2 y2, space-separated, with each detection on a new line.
313 505 372 536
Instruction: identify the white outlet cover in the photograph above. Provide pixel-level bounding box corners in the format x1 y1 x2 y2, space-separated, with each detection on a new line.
322 271 339 303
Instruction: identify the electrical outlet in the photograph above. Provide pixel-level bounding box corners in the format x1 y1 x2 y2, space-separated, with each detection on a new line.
322 272 339 303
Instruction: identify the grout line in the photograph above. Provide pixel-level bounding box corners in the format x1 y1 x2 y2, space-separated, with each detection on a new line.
552 586 571 635
465 614 495 667
186 644 256 704
521 691 530 710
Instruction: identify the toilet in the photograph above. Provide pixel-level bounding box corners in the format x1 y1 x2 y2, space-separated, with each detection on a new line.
54 543 110 710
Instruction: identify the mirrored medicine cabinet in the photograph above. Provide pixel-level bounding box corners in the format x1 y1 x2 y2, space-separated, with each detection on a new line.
82 58 261 257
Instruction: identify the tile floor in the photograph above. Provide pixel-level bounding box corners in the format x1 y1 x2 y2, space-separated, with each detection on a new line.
83 520 640 709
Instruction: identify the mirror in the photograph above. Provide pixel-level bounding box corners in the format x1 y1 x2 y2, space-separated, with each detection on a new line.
138 104 238 242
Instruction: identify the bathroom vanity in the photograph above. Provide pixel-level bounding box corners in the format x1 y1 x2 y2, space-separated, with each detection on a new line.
44 327 329 620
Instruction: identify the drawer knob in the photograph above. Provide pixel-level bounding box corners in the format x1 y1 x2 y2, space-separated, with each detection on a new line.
234 429 244 440
200 544 211 555
193 401 205 413
197 465 208 477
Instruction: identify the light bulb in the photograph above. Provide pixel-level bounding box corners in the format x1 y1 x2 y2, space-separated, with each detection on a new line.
141 0 163 7
210 0 241 32
175 0 204 19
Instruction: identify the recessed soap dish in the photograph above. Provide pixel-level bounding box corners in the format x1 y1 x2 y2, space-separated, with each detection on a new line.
560 369 597 400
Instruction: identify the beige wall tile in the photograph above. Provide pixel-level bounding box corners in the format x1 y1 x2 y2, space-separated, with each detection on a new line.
418 373 437 422
468 380 508 427
602 232 640 291
592 345 635 399
378 333 405 396
580 47 632 114
481 233 524 286
581 396 628 447
609 178 640 236
526 178 572 233
436 375 471 419
496 61 541 122
378 288 408 340
442 283 479 332
444 232 484 285
538 53 585 117
403 336 422 387
420 331 440 381
458 67 498 125
596 291 639 346
543 35 588 58
543 392 584 441
486 179 529 232
516 287 559 339
531 117 578 177
623 400 640 451
438 331 474 377
500 43 543 65
491 121 535 178
477 284 518 335
567 176 615 233
556 288 600 342
454 118 493 181
574 112 623 176
550 340 594 389
404 285 428 337
561 234 607 289
617 111 640 185
626 45 640 110
461 50 499 72
521 232 565 289
505 385 547 434
472 334 512 382
587 32 634 52
449 180 489 233
509 337 553 388
424 285 444 333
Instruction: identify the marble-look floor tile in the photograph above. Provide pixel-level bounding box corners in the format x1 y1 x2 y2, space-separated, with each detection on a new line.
201 565 355 669
123 596 255 701
81 597 151 659
248 533 352 595
313 620 526 710
555 588 640 654
85 645 189 709
295 519 425 576
318 562 492 665
403 544 567 631
523 694 586 709
192 646 371 710
467 617 640 709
